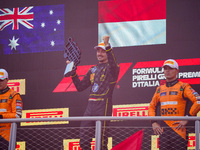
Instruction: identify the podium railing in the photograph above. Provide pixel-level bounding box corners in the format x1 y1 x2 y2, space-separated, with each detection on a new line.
0 116 200 150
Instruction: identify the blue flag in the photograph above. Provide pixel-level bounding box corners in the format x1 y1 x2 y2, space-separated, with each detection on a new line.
0 4 65 55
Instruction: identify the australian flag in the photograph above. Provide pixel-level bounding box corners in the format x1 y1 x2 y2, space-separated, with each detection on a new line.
0 4 64 55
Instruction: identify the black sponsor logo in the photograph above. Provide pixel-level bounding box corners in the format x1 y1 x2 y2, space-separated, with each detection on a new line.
0 99 7 103
16 114 22 118
169 91 178 95
196 96 200 101
161 108 178 115
16 100 21 103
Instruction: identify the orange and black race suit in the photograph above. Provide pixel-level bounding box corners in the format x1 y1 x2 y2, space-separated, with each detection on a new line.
71 45 119 117
71 45 119 150
149 79 200 140
0 87 23 141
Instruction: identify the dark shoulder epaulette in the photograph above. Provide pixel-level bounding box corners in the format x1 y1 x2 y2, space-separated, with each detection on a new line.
10 90 18 98
157 87 161 93
180 86 184 91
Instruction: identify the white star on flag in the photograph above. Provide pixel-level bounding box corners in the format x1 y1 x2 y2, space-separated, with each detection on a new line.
57 20 61 25
49 10 53 15
8 36 19 50
50 40 55 47
0 4 65 55
41 22 45 28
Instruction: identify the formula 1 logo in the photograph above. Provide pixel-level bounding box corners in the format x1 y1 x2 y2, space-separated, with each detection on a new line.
53 63 132 92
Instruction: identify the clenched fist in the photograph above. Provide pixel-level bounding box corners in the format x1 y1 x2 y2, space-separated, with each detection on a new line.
103 35 110 46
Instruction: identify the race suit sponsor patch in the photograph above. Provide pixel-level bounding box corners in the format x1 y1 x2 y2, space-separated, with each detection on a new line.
16 106 22 109
0 109 7 112
92 83 99 92
190 88 196 93
0 99 7 103
161 101 177 106
16 100 22 103
193 92 199 97
91 67 97 73
169 91 178 95
197 96 200 104
16 103 22 107
90 73 95 83
160 92 166 96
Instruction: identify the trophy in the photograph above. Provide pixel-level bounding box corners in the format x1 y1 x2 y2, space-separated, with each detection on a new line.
64 37 81 77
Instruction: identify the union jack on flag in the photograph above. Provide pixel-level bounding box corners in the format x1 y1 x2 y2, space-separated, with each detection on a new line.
0 7 34 31
0 4 64 55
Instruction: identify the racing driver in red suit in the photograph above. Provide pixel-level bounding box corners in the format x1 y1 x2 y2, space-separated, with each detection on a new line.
148 59 200 150
67 35 119 150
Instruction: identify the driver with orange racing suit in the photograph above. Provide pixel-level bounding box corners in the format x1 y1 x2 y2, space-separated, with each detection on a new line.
148 59 200 150
0 69 23 149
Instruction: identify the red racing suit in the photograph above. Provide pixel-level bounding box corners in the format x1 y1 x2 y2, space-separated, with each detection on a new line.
0 87 23 141
149 79 200 140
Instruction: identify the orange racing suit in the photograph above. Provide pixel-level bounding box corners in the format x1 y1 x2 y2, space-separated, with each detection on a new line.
0 87 23 141
149 79 200 140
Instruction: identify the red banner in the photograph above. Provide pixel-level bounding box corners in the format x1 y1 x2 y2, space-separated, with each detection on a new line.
111 130 143 150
